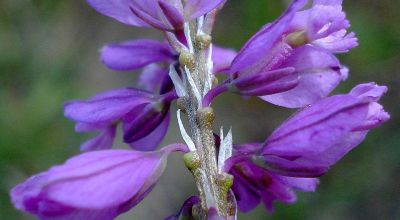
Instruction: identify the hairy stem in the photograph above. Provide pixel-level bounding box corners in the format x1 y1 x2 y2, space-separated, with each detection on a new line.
178 19 234 218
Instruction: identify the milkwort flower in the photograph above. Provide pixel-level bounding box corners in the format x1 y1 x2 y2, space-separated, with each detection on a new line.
10 0 390 219
224 83 389 212
11 144 187 220
205 0 355 108
64 88 177 151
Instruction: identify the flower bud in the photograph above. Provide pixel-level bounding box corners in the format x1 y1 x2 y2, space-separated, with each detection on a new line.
195 34 212 49
179 51 195 69
10 149 172 220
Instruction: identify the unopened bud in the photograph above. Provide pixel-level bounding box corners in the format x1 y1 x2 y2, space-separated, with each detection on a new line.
196 107 215 126
216 173 234 192
179 51 195 69
183 151 200 171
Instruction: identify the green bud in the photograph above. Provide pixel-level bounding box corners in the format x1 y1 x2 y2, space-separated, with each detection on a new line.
195 34 212 50
179 51 195 69
196 107 215 126
183 151 200 171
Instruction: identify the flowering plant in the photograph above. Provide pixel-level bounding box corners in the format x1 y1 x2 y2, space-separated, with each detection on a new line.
10 0 389 219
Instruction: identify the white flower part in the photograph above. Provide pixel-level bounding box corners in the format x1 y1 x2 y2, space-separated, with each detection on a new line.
169 65 187 97
184 22 194 53
177 109 196 151
165 31 186 53
317 22 333 35
203 43 213 97
185 66 202 107
219 126 224 144
197 16 205 36
218 127 233 173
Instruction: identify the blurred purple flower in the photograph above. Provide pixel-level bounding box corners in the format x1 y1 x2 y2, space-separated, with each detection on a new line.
10 144 187 220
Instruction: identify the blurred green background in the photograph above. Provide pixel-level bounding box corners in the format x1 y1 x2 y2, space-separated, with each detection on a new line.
1 0 399 219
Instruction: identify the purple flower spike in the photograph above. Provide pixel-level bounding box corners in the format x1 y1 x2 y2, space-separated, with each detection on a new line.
10 145 187 220
262 83 389 177
101 39 175 71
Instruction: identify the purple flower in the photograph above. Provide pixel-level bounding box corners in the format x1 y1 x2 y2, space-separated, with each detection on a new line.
87 0 225 31
101 39 176 71
10 144 187 220
288 0 358 53
223 83 388 212
64 88 178 151
260 45 348 108
228 0 355 108
262 83 389 177
229 154 318 213
204 45 346 108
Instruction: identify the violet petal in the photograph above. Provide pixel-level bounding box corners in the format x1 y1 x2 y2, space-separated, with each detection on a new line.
64 88 153 123
263 94 369 157
212 46 237 74
101 39 174 71
86 0 149 27
80 125 117 151
10 149 175 219
129 112 171 151
261 45 346 108
184 0 225 21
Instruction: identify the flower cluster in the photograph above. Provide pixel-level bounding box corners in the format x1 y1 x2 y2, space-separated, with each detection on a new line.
11 0 389 219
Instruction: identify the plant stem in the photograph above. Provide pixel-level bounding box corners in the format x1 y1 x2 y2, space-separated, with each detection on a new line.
178 19 234 219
